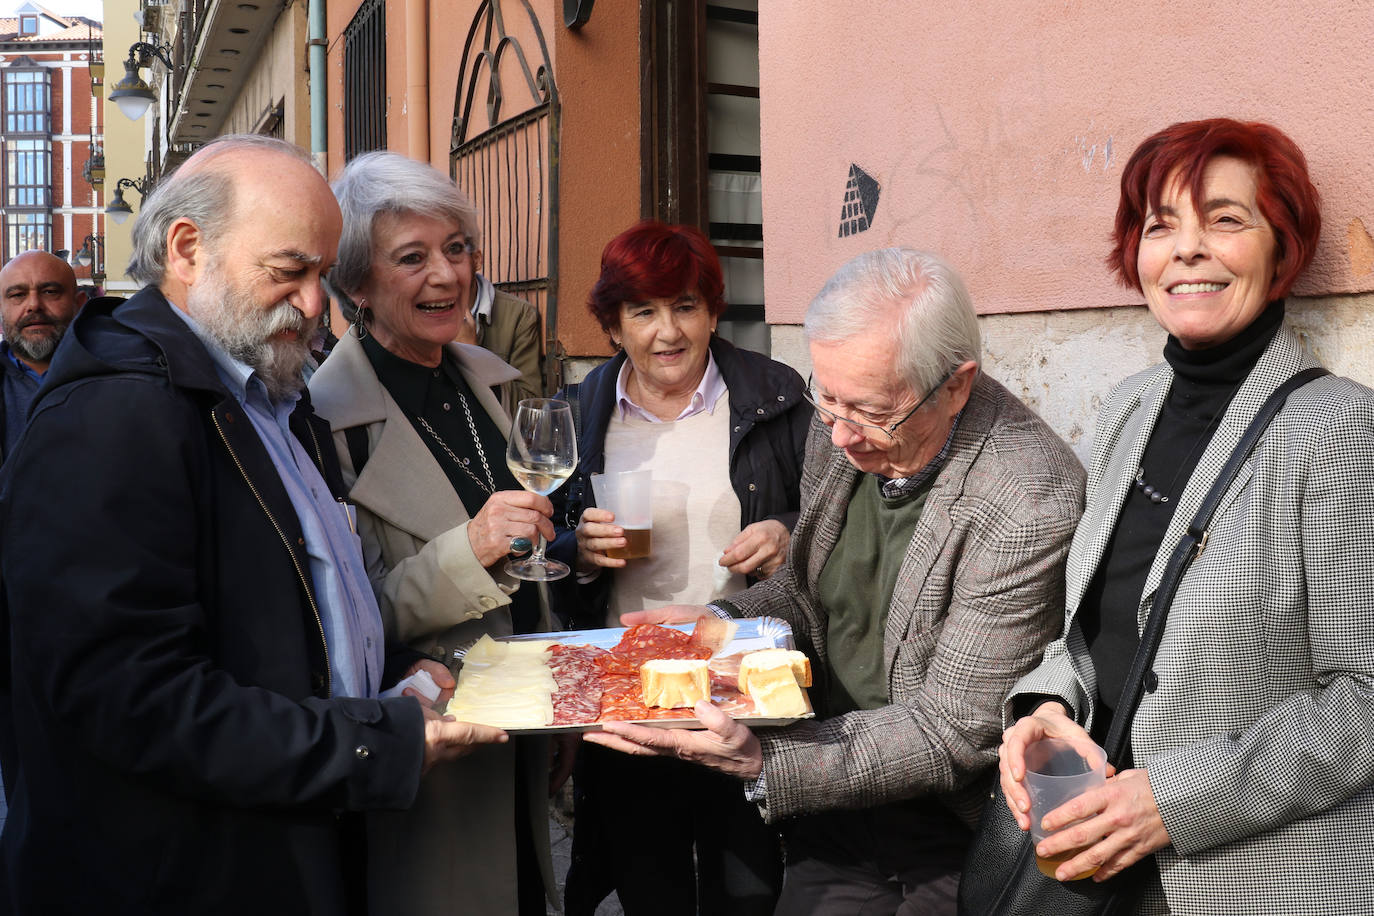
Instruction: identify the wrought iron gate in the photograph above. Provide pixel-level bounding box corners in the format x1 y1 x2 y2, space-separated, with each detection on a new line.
450 0 561 392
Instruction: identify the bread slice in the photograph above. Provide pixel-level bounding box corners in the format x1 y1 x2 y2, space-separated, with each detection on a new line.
640 658 711 709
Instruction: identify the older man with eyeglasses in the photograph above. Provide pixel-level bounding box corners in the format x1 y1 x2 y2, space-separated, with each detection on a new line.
586 247 1086 914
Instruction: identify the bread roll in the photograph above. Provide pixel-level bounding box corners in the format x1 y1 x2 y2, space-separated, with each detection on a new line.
640 658 711 709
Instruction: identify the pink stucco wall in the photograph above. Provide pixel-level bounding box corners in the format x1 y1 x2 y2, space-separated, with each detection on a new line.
758 0 1374 322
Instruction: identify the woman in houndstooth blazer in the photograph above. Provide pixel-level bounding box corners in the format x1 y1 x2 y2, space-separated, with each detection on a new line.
999 119 1374 914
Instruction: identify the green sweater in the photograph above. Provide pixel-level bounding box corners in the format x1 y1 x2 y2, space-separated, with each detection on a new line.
816 473 930 716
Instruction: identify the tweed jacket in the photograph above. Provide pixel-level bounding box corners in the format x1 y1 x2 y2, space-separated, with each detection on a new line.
477 288 542 408
308 331 555 915
722 373 1085 824
1008 325 1374 914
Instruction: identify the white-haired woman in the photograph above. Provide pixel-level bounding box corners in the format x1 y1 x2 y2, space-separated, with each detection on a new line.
309 151 556 916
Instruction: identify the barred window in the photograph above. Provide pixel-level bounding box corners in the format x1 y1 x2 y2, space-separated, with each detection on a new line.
3 68 50 134
4 212 49 260
5 139 49 207
343 0 386 160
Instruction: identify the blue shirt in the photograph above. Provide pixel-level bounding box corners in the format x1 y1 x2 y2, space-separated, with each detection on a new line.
173 310 384 698
0 341 42 460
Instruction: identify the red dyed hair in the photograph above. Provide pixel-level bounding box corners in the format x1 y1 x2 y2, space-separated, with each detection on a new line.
1107 119 1321 300
586 220 727 334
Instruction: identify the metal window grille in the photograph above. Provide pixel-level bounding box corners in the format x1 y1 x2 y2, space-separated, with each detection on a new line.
452 105 552 312
344 0 386 160
450 0 561 390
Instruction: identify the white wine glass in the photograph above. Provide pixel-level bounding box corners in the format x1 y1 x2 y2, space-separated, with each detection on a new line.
506 398 578 581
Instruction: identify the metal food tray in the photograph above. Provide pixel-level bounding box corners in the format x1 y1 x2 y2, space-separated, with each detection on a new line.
454 617 814 733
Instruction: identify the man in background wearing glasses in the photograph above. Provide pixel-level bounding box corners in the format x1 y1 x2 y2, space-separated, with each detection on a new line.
588 247 1086 915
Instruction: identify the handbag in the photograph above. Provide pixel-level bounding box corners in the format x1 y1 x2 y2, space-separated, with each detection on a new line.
957 367 1330 916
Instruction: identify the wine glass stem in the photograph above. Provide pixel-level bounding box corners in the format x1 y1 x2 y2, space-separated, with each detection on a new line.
530 534 548 564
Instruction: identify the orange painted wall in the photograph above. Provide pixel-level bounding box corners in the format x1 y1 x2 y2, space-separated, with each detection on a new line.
552 1 641 359
758 0 1374 322
323 0 358 178
325 0 640 362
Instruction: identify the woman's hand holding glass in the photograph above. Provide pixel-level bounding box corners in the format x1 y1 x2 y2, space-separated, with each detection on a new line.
506 399 578 580
999 702 1171 881
466 489 556 568
575 507 629 572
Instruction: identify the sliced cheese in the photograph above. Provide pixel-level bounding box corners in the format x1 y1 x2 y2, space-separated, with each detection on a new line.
445 636 557 728
640 658 710 709
738 649 812 691
739 649 811 718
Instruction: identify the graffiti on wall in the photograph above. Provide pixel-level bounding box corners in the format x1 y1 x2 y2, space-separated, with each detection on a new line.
838 163 881 237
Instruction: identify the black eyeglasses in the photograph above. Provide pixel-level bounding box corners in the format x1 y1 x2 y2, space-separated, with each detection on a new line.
804 368 955 443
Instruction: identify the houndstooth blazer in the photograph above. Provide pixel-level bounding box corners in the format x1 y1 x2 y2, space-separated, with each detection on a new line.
1008 325 1374 915
724 373 1085 824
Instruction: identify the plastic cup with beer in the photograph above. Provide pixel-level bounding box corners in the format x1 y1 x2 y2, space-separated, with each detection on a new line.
1023 737 1107 881
589 469 653 560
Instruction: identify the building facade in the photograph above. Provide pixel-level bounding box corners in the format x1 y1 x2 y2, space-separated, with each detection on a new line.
0 2 103 282
107 0 1374 451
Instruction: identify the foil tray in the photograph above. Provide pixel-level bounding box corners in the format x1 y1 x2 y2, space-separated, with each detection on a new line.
453 616 814 733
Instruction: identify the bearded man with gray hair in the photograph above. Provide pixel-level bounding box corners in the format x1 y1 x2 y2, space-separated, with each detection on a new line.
0 135 504 914
587 248 1086 914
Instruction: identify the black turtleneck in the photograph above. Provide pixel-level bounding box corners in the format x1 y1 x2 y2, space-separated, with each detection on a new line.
1080 300 1284 745
360 334 542 634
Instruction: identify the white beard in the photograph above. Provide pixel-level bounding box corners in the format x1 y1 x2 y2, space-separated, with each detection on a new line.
185 265 319 401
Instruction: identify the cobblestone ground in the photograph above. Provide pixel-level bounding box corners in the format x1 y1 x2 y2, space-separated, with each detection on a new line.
548 783 623 915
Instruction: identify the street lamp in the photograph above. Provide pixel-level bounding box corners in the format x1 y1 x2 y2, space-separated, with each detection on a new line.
73 235 104 269
108 40 174 121
106 177 150 225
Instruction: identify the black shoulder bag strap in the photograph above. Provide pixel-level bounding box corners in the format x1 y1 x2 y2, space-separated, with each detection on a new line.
1102 366 1330 762
563 382 582 435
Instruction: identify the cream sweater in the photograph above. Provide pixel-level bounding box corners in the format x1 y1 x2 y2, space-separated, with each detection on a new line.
602 392 746 624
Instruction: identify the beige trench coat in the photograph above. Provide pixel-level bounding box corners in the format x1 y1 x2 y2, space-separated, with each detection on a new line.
310 330 555 915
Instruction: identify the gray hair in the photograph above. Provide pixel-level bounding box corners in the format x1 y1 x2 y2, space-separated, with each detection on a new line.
127 135 312 286
804 247 981 396
326 151 482 320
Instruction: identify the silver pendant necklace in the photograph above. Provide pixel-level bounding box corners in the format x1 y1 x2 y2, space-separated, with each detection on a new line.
416 390 496 494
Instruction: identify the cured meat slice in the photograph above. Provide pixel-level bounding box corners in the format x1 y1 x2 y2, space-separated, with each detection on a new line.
549 644 608 726
595 624 714 676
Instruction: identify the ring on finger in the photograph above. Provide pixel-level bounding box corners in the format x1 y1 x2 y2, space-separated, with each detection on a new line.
509 535 533 556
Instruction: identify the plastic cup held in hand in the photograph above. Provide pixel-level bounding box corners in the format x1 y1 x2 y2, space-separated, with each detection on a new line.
589 469 652 559
1023 737 1107 881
